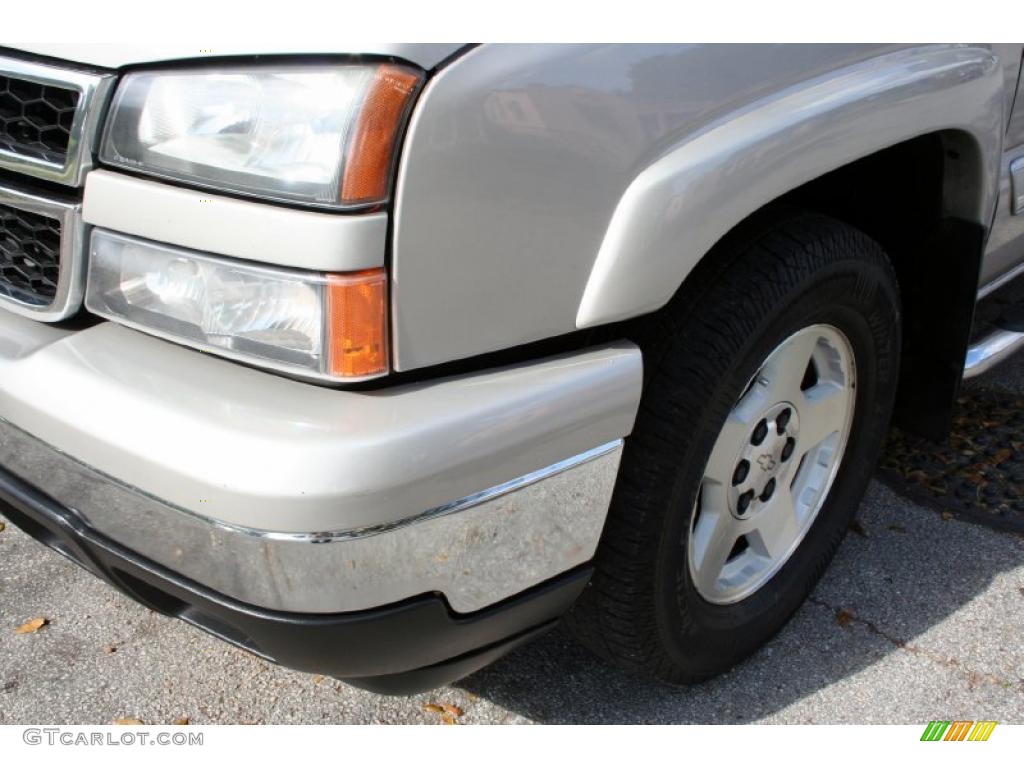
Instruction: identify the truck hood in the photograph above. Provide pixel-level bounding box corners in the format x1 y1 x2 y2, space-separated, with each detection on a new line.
6 42 466 71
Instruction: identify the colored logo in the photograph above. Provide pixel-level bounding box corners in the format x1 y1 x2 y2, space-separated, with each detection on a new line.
920 721 997 741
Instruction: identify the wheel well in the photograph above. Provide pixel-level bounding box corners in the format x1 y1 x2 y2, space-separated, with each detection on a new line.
650 131 987 439
784 132 987 438
784 134 946 268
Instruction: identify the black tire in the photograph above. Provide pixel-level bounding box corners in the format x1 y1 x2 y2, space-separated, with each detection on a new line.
566 211 901 683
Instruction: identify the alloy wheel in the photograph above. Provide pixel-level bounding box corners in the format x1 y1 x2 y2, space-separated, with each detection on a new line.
688 324 857 604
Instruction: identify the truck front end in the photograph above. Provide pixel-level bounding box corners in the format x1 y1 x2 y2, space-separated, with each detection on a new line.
0 44 642 693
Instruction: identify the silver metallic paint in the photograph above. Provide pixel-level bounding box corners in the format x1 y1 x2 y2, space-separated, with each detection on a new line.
83 170 387 272
1 42 1024 617
1011 156 1024 215
980 147 1024 289
979 259 1024 299
577 46 1003 327
1002 44 1024 149
392 44 1004 370
0 418 622 613
0 306 641 534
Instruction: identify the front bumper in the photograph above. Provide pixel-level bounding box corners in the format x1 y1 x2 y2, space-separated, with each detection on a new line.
0 307 641 685
0 463 591 693
1 416 623 614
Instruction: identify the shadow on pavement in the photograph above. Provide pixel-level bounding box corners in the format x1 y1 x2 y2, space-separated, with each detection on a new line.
457 480 1024 723
459 325 1024 724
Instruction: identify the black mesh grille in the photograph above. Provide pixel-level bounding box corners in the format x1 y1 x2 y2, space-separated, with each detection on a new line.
0 203 62 306
0 76 79 164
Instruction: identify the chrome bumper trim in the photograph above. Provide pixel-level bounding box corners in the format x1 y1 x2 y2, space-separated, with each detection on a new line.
287 438 622 543
0 183 85 321
0 417 623 614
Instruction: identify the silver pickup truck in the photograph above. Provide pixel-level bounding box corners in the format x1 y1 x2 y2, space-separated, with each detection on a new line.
1 43 1021 694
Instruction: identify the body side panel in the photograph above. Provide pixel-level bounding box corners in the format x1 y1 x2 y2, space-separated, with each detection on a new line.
392 44 1002 370
980 44 1024 291
979 145 1024 291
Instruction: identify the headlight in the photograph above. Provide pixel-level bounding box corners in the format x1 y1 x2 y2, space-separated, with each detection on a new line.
85 229 388 381
99 64 421 208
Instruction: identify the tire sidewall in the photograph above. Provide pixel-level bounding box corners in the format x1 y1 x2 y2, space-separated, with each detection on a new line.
651 256 900 672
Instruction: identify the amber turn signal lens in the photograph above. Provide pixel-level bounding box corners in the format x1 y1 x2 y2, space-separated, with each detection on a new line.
326 268 388 378
340 65 421 205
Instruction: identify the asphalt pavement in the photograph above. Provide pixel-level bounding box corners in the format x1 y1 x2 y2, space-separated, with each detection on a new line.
1 356 1022 725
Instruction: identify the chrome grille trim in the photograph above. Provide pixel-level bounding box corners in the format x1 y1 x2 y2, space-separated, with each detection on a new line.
0 56 114 187
0 184 84 321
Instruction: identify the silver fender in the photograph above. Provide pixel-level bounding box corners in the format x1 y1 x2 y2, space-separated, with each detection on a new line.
576 45 1004 327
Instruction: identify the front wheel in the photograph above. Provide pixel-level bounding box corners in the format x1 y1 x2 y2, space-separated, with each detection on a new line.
567 212 901 683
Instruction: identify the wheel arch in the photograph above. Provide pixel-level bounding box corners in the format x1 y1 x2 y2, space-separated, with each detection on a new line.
578 46 1004 437
576 45 1003 330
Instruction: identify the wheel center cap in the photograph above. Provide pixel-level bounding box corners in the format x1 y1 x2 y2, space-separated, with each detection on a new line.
727 401 800 519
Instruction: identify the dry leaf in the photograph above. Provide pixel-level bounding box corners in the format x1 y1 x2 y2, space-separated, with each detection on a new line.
113 718 144 725
848 520 867 538
422 703 444 714
104 644 117 654
465 693 479 701
442 704 464 717
440 713 456 725
312 674 325 685
887 524 907 534
172 718 189 726
941 511 955 521
0 522 5 533
14 617 47 634
991 448 1012 465
835 610 854 627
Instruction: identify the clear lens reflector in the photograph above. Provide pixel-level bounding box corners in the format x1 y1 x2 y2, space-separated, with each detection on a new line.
86 229 388 381
100 65 420 208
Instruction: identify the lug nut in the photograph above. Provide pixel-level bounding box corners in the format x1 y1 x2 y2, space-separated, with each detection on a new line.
737 490 755 514
751 419 768 446
732 459 750 486
781 437 796 462
760 478 776 502
776 408 792 433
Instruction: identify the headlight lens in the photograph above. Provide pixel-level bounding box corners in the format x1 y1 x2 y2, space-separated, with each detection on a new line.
86 229 388 381
99 64 421 208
